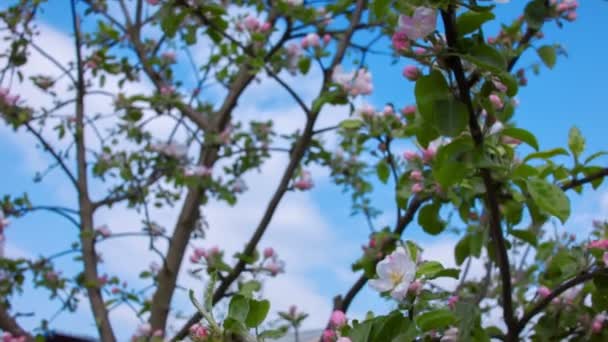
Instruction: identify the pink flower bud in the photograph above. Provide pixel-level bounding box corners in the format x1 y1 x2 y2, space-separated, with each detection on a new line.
411 183 424 193
146 0 160 5
422 147 436 163
244 16 260 32
383 105 394 115
330 310 347 327
403 66 421 81
487 36 497 44
566 11 577 22
111 287 121 294
414 47 426 55
263 247 275 258
194 247 207 259
260 22 272 33
408 280 422 295
190 324 209 339
152 330 163 337
401 105 417 117
410 170 423 182
489 94 504 109
592 320 603 333
537 286 551 299
161 51 176 63
448 295 459 310
392 31 409 51
603 252 608 266
322 330 336 342
323 34 331 45
403 150 418 161
189 254 201 263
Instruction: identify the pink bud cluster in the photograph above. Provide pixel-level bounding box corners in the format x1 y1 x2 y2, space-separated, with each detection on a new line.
0 88 19 107
294 170 314 191
555 0 579 22
322 310 351 342
189 323 209 341
189 246 220 264
161 51 176 64
332 65 373 97
131 323 163 342
588 240 608 249
96 224 112 238
301 33 331 49
159 85 175 96
401 105 417 117
237 16 272 34
2 333 26 342
448 295 459 310
286 43 303 75
592 313 606 334
402 66 421 81
392 7 437 51
263 249 285 276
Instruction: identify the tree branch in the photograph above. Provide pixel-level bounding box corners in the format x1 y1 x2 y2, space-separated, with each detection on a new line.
440 6 516 339
0 304 34 342
70 1 115 340
170 1 368 339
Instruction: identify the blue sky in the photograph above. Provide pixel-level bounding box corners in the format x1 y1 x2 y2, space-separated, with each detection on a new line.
1 1 608 340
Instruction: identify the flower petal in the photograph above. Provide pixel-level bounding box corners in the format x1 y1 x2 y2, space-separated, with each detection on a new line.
370 278 393 292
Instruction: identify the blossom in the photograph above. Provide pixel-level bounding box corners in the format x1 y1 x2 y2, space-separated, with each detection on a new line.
397 7 437 40
448 295 459 309
489 94 504 109
330 310 347 327
322 330 335 342
323 34 331 45
421 146 436 163
592 314 605 333
410 170 423 182
604 252 608 266
263 247 275 258
161 51 176 63
146 0 160 5
260 22 272 33
537 286 551 299
0 88 19 106
265 258 285 276
589 239 608 249
301 33 320 48
408 280 423 295
357 103 376 118
391 31 410 51
337 338 352 342
369 246 417 300
401 105 416 117
402 66 421 81
232 178 247 193
440 327 459 342
332 65 373 96
190 324 209 340
411 183 423 193
294 171 314 190
96 225 111 238
286 43 302 75
159 85 175 96
403 150 418 161
244 16 260 32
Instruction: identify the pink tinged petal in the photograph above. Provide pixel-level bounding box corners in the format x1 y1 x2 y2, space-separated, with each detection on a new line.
603 252 608 266
369 278 394 292
390 282 409 301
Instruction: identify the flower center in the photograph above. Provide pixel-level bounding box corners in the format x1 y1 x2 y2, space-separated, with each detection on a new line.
389 271 403 285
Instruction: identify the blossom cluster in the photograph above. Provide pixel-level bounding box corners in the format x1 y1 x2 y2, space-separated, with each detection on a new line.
331 65 373 97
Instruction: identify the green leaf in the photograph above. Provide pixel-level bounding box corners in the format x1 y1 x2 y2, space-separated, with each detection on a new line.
417 261 444 278
349 320 374 342
372 0 391 18
568 126 585 159
340 119 363 130
377 160 390 184
510 229 538 246
501 127 539 151
455 235 471 266
537 45 557 69
238 280 261 298
434 97 469 137
415 309 456 332
298 57 311 74
526 177 570 223
523 148 569 163
432 268 460 280
415 70 450 121
259 325 289 339
584 151 608 165
418 202 446 235
525 0 549 30
223 317 248 335
245 299 270 328
456 11 495 36
467 43 507 72
228 295 249 323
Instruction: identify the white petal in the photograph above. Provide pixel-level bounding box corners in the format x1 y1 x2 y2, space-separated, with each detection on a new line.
376 258 393 279
390 282 409 301
370 278 393 292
